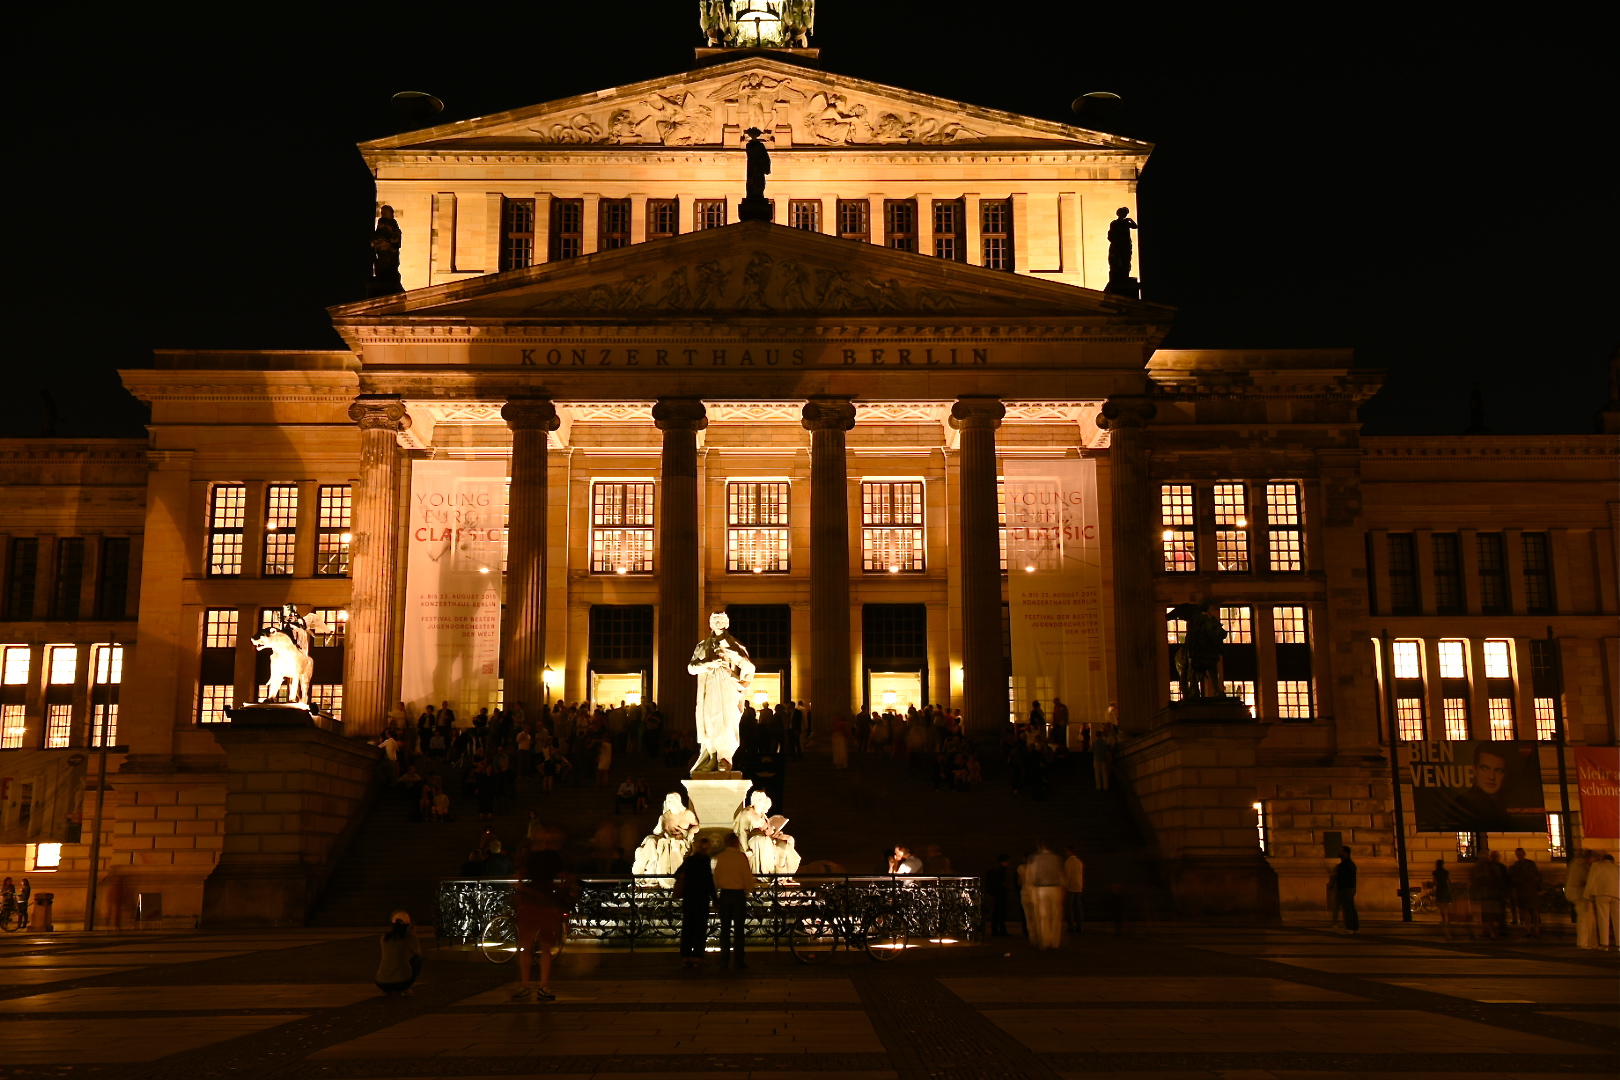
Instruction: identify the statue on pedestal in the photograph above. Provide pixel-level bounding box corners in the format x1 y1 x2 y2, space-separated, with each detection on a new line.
252 604 316 705
631 792 700 878
370 204 403 296
734 790 800 876
738 127 773 222
1105 206 1138 298
1168 601 1227 701
688 611 755 772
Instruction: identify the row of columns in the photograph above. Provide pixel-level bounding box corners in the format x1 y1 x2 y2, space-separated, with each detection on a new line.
344 392 1146 738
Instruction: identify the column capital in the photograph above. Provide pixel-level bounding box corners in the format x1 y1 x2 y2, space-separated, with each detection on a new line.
1097 397 1156 430
949 396 1005 430
501 397 561 431
652 398 709 432
801 398 857 432
348 395 412 432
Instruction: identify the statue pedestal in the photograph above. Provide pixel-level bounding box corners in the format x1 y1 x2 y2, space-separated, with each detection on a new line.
683 774 752 848
738 196 773 223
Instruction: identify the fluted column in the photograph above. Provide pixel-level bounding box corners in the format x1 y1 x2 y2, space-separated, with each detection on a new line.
653 399 708 733
345 395 411 736
501 398 561 719
1099 398 1157 734
951 397 1006 735
801 398 858 728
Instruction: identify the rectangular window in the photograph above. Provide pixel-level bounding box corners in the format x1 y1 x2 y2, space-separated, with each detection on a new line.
1253 801 1269 855
932 199 965 261
1477 533 1508 613
1213 482 1250 572
3 645 28 684
883 199 918 252
204 609 240 649
1224 680 1257 710
1392 639 1423 680
1487 698 1515 740
499 197 535 270
198 685 232 724
980 198 1012 269
6 537 39 620
1166 607 1187 645
1456 832 1480 861
1443 697 1470 741
549 197 583 259
787 199 820 232
1219 606 1253 644
726 481 790 573
0 704 23 749
836 199 869 241
1548 812 1567 859
91 703 118 747
89 643 122 747
1483 639 1512 679
647 198 679 241
96 537 131 620
52 537 85 620
207 483 246 576
263 483 299 576
1522 532 1553 613
29 842 62 872
1160 484 1196 572
45 703 72 748
1273 606 1307 644
92 642 123 684
310 684 344 720
1396 697 1425 741
309 608 348 647
695 199 728 230
861 481 925 573
590 482 655 574
1277 680 1314 719
1534 697 1557 741
1432 533 1463 613
316 486 352 577
1266 482 1304 572
48 646 77 685
1437 640 1467 680
598 197 631 250
1386 533 1417 613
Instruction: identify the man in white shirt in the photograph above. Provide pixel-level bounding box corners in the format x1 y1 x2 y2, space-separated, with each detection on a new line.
1027 841 1066 949
1586 853 1618 950
1566 850 1596 949
713 834 757 969
377 734 400 780
1062 846 1086 934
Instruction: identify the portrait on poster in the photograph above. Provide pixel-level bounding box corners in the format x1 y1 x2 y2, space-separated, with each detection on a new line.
1408 740 1546 833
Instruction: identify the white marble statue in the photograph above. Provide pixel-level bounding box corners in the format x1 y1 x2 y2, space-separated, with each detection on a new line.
733 790 800 876
631 793 700 879
688 611 755 773
251 605 321 705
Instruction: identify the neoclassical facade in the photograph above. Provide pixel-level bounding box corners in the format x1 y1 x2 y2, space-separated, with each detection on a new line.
2 46 1615 925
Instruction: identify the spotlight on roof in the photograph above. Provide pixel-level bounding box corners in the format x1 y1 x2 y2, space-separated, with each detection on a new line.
1071 91 1122 124
391 91 445 127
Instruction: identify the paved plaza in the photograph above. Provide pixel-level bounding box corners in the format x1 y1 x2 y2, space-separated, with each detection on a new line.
0 919 1615 1079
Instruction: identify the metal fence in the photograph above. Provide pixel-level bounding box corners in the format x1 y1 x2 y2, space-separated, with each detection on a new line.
436 874 983 949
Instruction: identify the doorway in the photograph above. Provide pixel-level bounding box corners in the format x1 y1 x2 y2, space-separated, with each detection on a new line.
591 671 646 708
867 671 923 712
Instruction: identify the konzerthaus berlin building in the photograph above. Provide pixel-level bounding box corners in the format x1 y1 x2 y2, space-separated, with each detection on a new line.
3 24 1617 927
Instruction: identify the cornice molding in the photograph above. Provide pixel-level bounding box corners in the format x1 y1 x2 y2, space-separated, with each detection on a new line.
1361 435 1619 461
368 148 1147 169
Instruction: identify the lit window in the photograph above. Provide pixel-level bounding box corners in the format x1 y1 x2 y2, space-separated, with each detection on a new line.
45 703 72 748
696 199 728 230
310 684 344 720
1534 697 1557 741
500 197 535 270
3 645 30 684
316 486 352 576
1166 608 1187 644
932 199 965 261
836 199 868 241
1548 812 1567 859
199 685 233 724
0 704 24 748
1392 640 1423 680
883 199 918 252
1224 680 1256 710
48 647 77 685
309 608 348 647
980 198 1012 269
1277 680 1314 719
30 842 62 872
1253 801 1269 855
90 703 118 747
1273 606 1307 644
1396 698 1424 741
1266 482 1303 572
1437 640 1467 680
647 198 680 241
549 197 583 259
1443 698 1469 741
207 483 246 576
787 199 820 232
591 482 655 574
1456 832 1480 860
726 482 790 573
1160 484 1196 572
861 481 925 572
1483 639 1513 679
204 609 240 650
89 643 123 747
598 197 631 250
997 481 1007 572
1219 606 1253 644
1213 482 1249 572
263 483 299 576
1488 698 1515 740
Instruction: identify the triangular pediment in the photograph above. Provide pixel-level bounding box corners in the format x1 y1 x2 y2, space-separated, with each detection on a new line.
329 222 1174 326
360 57 1147 154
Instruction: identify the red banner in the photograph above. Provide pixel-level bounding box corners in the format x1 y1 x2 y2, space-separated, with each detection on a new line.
1575 747 1620 839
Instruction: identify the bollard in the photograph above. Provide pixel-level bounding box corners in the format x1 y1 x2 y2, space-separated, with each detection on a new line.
35 894 54 933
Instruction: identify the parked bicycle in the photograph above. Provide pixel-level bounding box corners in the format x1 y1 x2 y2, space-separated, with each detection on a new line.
788 878 910 963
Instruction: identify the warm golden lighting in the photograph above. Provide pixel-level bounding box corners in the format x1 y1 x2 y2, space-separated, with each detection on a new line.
615 566 628 575
1162 529 1174 541
882 690 897 706
753 691 770 706
340 532 353 543
626 691 643 706
478 566 490 574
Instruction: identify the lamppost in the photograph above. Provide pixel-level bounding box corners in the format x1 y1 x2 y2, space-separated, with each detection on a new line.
83 641 119 932
542 665 554 708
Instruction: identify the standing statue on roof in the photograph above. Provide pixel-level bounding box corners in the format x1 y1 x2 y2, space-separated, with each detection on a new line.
738 127 773 222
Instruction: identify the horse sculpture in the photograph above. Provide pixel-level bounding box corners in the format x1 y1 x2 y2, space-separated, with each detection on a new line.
252 626 314 705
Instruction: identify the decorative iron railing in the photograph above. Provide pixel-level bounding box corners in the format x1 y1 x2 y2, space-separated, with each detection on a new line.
436 875 982 949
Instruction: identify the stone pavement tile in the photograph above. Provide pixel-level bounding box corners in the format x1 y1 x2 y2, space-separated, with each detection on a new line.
1194 943 1478 957
986 1007 1607 1054
73 941 266 953
310 1009 885 1058
454 978 861 1006
1378 976 1619 1004
1540 1011 1620 1029
1270 956 1604 976
943 977 1366 1003
0 966 131 985
4 950 244 966
0 983 380 1012
0 1013 306 1063
1057 1074 1620 1080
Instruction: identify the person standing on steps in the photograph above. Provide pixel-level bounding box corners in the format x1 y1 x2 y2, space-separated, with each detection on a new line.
1334 846 1360 934
677 837 716 968
713 833 756 969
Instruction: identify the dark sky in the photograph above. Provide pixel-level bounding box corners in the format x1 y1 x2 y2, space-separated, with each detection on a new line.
13 3 1615 439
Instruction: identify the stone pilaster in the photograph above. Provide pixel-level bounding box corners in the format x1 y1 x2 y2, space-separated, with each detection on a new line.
1099 398 1157 733
501 398 561 720
801 398 858 728
121 449 193 757
950 397 1006 734
653 399 708 732
344 396 410 737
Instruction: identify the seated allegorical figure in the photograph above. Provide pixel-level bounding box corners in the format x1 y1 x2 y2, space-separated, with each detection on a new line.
631 793 699 879
732 790 801 876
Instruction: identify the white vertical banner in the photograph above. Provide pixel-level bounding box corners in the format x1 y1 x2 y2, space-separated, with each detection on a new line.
1004 457 1107 728
401 460 507 716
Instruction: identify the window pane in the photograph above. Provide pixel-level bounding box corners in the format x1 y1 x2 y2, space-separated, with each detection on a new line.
45 703 73 748
696 199 727 230
1477 533 1507 611
1277 680 1313 719
787 199 820 231
1443 698 1469 740
204 609 240 649
208 483 246 576
1487 698 1515 740
1437 640 1467 680
310 684 344 720
1522 532 1552 613
90 703 118 747
93 644 124 684
1219 606 1253 644
3 646 30 684
1392 640 1422 680
1534 697 1556 741
199 685 232 724
1272 606 1307 644
647 198 680 239
1223 680 1256 709
836 199 868 238
316 486 353 577
49 647 77 685
1396 697 1425 741
1483 639 1512 679
0 704 24 748
981 198 1012 269
1432 533 1463 612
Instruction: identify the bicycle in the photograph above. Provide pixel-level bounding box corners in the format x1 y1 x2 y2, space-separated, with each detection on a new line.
787 879 908 963
0 899 23 933
479 914 517 963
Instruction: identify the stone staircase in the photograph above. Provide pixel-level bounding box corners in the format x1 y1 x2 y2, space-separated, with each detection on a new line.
310 733 1167 927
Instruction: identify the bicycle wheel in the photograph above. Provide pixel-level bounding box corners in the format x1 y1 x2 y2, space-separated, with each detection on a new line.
479 915 517 963
863 910 908 962
0 907 22 933
789 908 839 964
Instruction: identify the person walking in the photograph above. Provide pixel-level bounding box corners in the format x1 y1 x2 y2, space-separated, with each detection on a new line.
1334 846 1359 934
1432 858 1456 939
1566 849 1597 949
1587 853 1618 950
713 833 756 969
1027 841 1066 949
1062 846 1085 934
1507 848 1542 938
677 837 715 967
512 826 574 1003
984 855 1011 937
375 910 422 996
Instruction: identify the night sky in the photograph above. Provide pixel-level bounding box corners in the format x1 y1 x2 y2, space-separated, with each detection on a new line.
13 3 1614 439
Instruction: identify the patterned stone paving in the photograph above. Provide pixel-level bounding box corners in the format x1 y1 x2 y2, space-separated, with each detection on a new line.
0 922 1612 1079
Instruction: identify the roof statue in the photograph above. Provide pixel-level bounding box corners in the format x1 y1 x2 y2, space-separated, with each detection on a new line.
739 126 772 221
1105 207 1139 299
701 1 814 49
